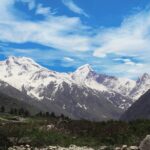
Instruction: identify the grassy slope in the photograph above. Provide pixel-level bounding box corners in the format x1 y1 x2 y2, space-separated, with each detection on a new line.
0 113 150 149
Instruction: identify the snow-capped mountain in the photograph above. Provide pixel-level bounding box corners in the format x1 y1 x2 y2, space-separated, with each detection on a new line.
71 64 108 92
0 56 149 120
129 73 150 100
0 56 123 120
71 64 137 100
73 65 150 102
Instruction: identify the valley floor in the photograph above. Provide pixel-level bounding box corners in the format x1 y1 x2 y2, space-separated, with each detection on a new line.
0 113 150 150
8 145 139 150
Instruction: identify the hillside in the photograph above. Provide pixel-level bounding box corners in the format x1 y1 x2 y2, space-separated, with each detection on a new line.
121 89 150 121
0 91 38 115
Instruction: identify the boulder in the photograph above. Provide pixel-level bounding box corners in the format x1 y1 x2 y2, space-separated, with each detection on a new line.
99 146 108 150
139 135 150 150
122 145 128 150
129 146 139 150
115 147 121 150
48 146 58 150
46 124 55 131
25 144 30 148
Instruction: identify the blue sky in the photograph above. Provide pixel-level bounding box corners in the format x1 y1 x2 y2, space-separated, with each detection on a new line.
0 0 150 78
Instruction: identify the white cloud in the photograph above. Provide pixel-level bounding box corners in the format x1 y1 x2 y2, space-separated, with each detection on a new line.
16 0 56 16
0 0 91 52
123 59 142 66
62 0 89 17
28 1 35 10
36 4 56 16
91 9 150 78
63 57 74 62
0 17 91 52
114 58 143 66
112 63 147 79
19 0 36 10
93 10 150 58
0 0 16 21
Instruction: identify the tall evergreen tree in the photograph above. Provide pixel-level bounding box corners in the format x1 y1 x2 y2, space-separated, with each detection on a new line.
0 106 5 113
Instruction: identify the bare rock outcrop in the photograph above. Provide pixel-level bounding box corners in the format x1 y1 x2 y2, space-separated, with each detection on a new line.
139 135 150 150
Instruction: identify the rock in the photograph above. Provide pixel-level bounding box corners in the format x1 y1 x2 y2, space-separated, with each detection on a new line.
69 145 77 149
8 145 105 150
129 146 139 150
8 148 14 150
122 145 128 150
18 137 32 144
115 147 121 150
139 135 150 150
99 146 108 150
48 146 58 150
46 124 55 131
25 144 30 148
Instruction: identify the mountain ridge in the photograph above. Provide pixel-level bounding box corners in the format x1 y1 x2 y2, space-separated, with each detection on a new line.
0 56 149 104
0 56 150 120
121 89 150 121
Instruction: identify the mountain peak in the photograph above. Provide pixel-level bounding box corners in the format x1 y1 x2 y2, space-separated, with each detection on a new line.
71 64 95 82
5 56 41 68
142 73 150 78
138 73 150 82
76 64 93 72
140 73 150 81
6 56 19 63
0 56 44 77
7 56 36 64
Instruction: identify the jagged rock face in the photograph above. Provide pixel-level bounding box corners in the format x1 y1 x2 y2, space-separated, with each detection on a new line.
129 73 150 100
0 56 150 121
42 82 122 120
121 90 150 121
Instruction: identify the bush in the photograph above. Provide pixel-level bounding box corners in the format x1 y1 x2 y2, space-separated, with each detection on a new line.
1 115 150 147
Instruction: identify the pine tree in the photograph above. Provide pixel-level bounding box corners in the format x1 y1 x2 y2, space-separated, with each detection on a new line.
10 108 14 114
14 108 18 115
60 113 65 119
46 112 50 117
50 112 56 118
24 110 30 117
36 111 43 117
0 106 5 113
18 108 25 116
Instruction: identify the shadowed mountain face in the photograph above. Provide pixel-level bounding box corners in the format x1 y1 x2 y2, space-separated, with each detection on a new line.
0 56 150 121
0 91 38 114
0 80 122 121
0 80 47 114
41 82 122 121
121 89 150 121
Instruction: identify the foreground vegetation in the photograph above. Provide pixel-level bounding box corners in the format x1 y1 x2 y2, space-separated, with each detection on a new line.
0 111 150 149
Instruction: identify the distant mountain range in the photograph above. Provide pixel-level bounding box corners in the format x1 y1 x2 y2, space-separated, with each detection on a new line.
0 56 150 121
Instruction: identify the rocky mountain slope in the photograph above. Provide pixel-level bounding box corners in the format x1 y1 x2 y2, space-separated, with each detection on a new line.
0 90 38 114
0 56 149 120
121 89 150 121
129 73 150 100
